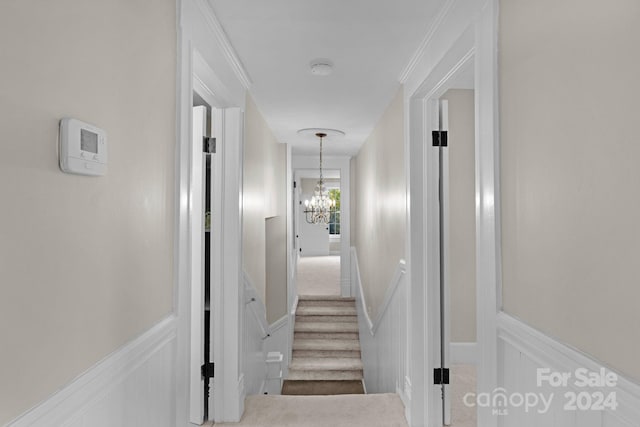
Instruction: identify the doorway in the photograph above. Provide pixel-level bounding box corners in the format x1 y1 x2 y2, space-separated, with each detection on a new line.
405 9 501 425
294 169 341 297
435 61 478 427
190 92 221 424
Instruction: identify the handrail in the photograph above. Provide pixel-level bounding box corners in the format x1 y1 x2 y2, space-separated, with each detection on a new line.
351 247 406 335
243 271 271 340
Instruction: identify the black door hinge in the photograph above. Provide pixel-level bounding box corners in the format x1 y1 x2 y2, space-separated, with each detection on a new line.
432 130 448 147
434 367 450 385
203 137 216 154
202 362 215 380
293 181 297 188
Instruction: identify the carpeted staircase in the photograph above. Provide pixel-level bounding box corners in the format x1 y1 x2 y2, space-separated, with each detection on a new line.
283 296 365 395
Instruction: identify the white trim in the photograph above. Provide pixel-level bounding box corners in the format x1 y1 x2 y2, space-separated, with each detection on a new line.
403 1 499 426
284 143 295 379
243 272 270 339
265 314 290 389
352 250 406 334
372 260 406 334
398 0 458 83
193 0 252 90
8 316 177 427
473 5 501 427
449 342 478 365
269 314 288 333
193 51 236 107
352 247 373 331
498 313 640 426
289 295 299 364
221 107 245 422
189 104 207 424
176 2 248 425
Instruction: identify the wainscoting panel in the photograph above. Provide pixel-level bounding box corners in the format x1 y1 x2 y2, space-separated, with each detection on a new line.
242 273 292 397
8 316 177 427
497 313 640 427
351 248 408 403
264 315 289 394
243 275 269 396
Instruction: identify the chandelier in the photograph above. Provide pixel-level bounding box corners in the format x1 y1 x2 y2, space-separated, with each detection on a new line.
303 132 336 224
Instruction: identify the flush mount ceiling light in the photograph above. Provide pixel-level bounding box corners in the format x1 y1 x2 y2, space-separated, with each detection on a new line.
309 59 334 76
299 132 340 225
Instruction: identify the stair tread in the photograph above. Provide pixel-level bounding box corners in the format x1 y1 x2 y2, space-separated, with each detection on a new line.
297 306 357 316
293 339 361 351
290 357 363 371
295 322 358 333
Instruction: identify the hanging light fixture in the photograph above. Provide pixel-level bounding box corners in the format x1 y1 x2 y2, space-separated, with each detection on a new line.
303 132 336 224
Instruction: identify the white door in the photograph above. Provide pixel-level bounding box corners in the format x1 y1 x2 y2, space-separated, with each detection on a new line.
190 104 224 424
298 209 330 256
434 99 452 426
189 105 206 424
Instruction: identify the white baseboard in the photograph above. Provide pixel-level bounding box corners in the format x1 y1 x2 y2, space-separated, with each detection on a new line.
8 316 177 427
449 342 477 365
498 312 640 426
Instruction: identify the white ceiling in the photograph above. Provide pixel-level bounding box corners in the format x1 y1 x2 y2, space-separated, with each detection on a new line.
209 0 448 156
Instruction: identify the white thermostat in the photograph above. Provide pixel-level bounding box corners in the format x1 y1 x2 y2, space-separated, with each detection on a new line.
59 118 107 176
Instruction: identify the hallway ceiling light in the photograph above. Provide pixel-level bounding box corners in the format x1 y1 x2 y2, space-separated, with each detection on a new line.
302 132 337 225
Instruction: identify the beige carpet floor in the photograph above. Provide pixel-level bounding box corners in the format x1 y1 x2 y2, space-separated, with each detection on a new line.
450 364 477 427
296 256 341 296
214 393 408 427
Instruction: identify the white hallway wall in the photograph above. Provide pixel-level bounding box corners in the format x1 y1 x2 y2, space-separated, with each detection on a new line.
2 0 278 425
0 0 177 425
496 0 640 425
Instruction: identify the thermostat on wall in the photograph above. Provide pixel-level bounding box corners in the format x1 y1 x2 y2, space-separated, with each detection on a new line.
59 118 107 176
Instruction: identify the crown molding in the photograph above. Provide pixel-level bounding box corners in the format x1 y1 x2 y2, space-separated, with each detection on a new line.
398 0 458 83
194 0 253 90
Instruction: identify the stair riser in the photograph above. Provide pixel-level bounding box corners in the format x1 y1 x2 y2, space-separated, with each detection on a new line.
297 300 356 308
295 332 359 340
296 315 357 323
293 350 361 359
297 307 357 316
294 322 358 334
281 380 365 395
293 339 361 352
287 370 364 381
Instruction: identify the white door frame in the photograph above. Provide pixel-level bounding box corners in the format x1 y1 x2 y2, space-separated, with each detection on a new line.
404 1 500 426
175 44 245 425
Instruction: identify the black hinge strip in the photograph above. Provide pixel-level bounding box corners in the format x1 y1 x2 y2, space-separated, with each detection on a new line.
202 362 215 380
203 137 216 154
432 130 448 147
434 367 450 385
